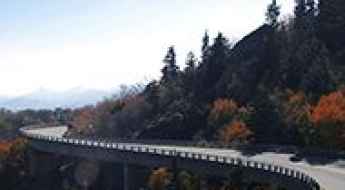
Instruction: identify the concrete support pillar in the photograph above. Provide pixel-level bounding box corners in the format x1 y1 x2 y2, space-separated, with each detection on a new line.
99 163 123 190
28 148 61 177
199 176 208 190
99 162 150 190
125 164 151 190
123 163 129 190
28 148 65 190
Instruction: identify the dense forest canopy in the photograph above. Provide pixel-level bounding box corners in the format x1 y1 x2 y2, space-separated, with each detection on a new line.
74 0 344 150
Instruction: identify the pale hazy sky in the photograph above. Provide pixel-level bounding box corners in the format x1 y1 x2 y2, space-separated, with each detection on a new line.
0 0 294 96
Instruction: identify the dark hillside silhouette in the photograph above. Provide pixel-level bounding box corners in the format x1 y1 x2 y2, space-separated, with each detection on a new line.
79 0 345 150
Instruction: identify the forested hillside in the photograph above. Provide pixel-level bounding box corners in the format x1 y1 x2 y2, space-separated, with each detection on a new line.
67 0 345 150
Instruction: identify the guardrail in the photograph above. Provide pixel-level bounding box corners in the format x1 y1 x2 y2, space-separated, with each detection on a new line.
20 127 321 190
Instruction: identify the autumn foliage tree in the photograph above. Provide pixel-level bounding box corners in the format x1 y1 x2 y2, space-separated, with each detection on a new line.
277 90 314 145
0 138 27 161
148 168 172 190
208 98 253 144
283 91 311 124
311 90 345 124
208 99 239 126
0 140 12 160
69 106 98 136
0 138 29 190
177 171 200 190
310 89 345 149
217 121 253 145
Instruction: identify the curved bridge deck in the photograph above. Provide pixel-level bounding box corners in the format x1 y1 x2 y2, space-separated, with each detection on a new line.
20 126 345 190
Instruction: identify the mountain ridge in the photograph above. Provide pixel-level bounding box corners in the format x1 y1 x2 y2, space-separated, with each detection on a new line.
0 88 117 111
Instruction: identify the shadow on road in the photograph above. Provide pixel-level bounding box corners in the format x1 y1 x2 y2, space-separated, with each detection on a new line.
233 145 345 166
290 152 345 166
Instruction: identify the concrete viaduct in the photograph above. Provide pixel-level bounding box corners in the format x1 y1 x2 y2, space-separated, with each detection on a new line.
20 126 345 190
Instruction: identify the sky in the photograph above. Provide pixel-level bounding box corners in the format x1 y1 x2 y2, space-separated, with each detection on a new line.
0 0 295 97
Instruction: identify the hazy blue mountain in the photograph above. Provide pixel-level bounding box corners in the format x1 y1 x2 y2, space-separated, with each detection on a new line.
0 88 116 111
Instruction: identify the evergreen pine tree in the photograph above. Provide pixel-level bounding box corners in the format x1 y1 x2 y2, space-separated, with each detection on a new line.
200 32 230 101
183 52 198 95
265 0 281 28
295 0 306 19
201 30 210 57
161 46 179 83
319 0 345 52
294 0 317 39
305 0 316 15
300 37 334 98
185 51 197 72
144 80 160 112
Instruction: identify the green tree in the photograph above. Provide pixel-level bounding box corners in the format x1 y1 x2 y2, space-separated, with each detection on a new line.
182 52 197 95
185 51 197 70
264 0 281 89
294 0 307 19
201 30 210 61
177 171 200 190
161 46 179 84
144 80 160 113
294 0 317 40
199 32 230 101
287 37 334 97
319 0 345 52
306 0 316 15
300 38 334 97
265 0 281 27
251 93 283 144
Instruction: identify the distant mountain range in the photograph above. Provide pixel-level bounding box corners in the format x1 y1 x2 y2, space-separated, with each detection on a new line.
0 88 117 111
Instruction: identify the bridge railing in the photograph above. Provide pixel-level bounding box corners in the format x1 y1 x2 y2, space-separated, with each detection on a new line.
18 126 294 149
20 128 321 190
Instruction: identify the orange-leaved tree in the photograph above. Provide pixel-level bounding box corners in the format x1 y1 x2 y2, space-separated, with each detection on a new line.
0 138 26 160
208 99 238 125
208 98 253 144
310 89 345 149
70 106 98 136
311 90 345 124
283 90 312 125
278 90 314 145
0 140 12 160
217 120 253 144
148 167 172 190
